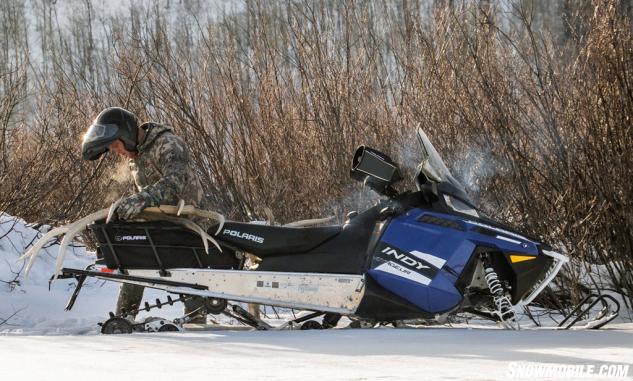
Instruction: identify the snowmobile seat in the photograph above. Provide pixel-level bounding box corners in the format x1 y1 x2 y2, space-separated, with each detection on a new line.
213 221 341 257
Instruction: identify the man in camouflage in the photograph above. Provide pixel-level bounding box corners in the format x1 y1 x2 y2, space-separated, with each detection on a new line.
81 107 208 323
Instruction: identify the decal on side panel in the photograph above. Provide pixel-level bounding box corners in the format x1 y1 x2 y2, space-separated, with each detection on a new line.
372 242 446 286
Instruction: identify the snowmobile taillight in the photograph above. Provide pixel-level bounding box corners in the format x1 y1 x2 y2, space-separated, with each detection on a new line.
96 266 114 273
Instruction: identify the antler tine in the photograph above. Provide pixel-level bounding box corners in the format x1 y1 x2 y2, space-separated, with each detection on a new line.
18 226 67 262
284 216 336 228
107 198 123 223
20 226 70 276
166 213 220 253
176 199 185 216
178 219 218 254
145 205 225 235
54 208 109 279
139 211 222 254
194 209 225 235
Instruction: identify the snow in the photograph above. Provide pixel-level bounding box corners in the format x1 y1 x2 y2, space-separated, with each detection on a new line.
2 213 633 380
1 325 632 380
0 213 184 334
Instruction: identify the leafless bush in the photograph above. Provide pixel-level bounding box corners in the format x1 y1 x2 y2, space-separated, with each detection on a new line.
0 0 630 308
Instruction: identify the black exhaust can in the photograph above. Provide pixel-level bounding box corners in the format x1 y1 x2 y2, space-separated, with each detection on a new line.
351 146 402 196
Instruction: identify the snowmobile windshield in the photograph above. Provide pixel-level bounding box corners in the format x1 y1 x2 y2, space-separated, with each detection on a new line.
83 123 119 144
416 128 477 214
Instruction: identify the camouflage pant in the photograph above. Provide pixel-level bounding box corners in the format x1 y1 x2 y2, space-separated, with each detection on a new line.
116 283 208 323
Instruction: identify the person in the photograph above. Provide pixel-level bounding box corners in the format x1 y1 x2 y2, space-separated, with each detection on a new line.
81 107 208 323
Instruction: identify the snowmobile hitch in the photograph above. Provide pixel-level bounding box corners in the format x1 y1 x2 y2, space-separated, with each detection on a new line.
56 267 208 314
59 267 209 290
65 274 86 311
49 270 88 311
558 293 620 330
57 267 206 311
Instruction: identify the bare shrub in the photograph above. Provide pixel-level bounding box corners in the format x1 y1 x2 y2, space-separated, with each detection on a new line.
0 0 630 308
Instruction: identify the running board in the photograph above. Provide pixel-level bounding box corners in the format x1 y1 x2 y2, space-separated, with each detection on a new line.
63 268 366 315
127 269 366 314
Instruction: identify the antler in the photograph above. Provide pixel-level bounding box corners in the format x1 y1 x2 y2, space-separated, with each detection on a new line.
19 204 225 280
284 216 336 228
137 211 222 254
144 204 225 235
19 208 109 279
55 209 110 279
18 225 70 273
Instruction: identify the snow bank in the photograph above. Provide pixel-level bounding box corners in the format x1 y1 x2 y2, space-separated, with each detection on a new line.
0 213 181 335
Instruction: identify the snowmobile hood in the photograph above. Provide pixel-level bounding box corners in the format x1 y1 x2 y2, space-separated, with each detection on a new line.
136 123 174 153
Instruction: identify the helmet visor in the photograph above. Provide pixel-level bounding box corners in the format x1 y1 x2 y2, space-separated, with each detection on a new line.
83 123 119 144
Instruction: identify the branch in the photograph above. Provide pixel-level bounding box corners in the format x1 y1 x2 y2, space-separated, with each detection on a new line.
0 307 26 327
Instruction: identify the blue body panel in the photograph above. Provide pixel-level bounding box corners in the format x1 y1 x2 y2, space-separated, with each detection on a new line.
368 209 541 314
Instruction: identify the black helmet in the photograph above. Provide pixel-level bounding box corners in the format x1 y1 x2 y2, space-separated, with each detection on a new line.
81 107 139 160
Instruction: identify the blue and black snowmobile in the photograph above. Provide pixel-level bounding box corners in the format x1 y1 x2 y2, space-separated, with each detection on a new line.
32 128 618 333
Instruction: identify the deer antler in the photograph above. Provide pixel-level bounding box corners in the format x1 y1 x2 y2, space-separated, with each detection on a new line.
284 216 336 228
107 198 123 223
55 208 110 279
18 225 70 273
19 208 109 279
19 204 225 280
137 211 222 254
144 204 225 235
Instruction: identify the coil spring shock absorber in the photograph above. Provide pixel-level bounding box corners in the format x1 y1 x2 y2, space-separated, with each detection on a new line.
481 254 518 328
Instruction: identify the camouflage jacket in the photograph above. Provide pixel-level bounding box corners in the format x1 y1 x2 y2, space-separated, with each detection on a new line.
129 123 205 208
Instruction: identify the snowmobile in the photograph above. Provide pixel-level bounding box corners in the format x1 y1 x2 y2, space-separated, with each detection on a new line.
24 128 620 333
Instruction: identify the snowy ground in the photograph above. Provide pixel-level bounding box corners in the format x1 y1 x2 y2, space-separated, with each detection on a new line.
2 214 633 380
2 324 633 380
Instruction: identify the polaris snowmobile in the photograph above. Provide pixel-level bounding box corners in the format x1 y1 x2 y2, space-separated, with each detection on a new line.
47 128 618 333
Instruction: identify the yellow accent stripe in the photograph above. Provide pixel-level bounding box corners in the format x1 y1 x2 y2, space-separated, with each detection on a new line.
510 255 537 263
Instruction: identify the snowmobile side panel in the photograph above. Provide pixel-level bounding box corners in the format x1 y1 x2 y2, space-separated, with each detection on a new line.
125 269 366 314
369 210 464 314
367 208 547 314
354 275 433 320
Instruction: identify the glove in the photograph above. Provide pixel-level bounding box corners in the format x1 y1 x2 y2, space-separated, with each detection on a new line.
115 192 151 220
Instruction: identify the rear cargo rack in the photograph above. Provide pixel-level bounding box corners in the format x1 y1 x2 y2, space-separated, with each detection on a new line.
88 220 239 274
